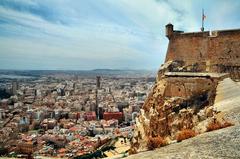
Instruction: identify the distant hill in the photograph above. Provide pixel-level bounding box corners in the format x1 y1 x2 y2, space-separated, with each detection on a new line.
0 69 156 78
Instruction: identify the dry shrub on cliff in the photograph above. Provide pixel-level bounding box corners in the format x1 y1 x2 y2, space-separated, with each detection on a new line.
147 136 167 150
207 120 234 132
206 120 222 131
222 121 234 128
128 147 137 155
176 129 197 142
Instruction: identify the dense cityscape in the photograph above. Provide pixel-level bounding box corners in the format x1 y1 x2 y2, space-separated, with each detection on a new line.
1 1 240 159
0 70 155 158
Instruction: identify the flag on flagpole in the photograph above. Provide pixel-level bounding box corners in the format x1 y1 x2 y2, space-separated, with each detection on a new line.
202 13 206 21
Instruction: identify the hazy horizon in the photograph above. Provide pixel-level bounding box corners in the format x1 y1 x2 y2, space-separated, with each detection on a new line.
0 68 157 71
1 0 240 70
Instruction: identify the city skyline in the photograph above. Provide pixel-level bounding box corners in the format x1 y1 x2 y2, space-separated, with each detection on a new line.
0 0 240 70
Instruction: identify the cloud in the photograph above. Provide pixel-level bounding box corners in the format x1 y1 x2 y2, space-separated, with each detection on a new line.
0 0 240 70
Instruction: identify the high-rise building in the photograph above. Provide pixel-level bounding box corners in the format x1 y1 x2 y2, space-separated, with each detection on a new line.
95 76 101 120
96 76 101 89
12 81 18 95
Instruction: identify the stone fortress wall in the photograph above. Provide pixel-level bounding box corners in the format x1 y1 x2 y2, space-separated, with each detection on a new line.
165 24 240 79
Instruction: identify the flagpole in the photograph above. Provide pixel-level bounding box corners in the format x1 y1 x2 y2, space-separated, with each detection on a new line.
203 9 204 31
201 9 204 32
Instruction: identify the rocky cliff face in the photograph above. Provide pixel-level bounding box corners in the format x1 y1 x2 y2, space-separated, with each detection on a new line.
130 24 240 153
131 64 221 152
128 78 240 159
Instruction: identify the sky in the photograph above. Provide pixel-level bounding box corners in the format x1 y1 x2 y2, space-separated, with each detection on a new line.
0 0 240 70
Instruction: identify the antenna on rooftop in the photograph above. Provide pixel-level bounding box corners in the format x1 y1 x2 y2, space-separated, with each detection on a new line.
201 9 206 32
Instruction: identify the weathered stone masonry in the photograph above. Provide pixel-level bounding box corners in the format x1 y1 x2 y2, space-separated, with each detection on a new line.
165 23 240 79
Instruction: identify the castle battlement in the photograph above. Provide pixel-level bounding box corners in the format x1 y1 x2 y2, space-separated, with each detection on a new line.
164 24 240 79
